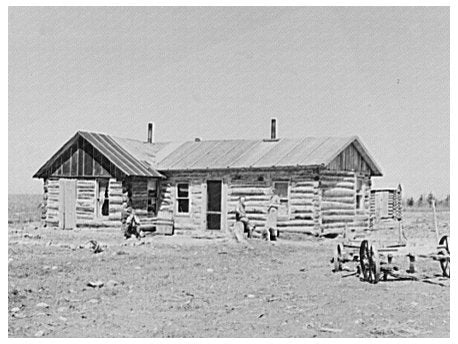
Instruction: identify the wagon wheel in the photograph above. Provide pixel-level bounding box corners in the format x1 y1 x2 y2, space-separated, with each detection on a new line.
438 235 450 277
333 243 343 272
359 240 371 281
359 241 381 283
369 245 381 284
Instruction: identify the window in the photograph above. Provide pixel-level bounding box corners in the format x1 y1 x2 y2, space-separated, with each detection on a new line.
356 179 365 210
273 181 289 217
147 179 158 215
177 183 190 214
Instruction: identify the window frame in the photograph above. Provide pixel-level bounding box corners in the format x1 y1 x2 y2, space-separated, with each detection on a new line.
355 178 365 210
176 182 191 215
95 178 110 218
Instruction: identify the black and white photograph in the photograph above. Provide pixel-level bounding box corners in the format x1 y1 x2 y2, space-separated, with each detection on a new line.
8 4 450 338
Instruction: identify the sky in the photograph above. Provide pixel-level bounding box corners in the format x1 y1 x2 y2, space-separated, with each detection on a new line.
8 6 449 198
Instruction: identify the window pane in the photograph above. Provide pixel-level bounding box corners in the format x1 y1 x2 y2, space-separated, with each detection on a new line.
178 199 189 213
274 182 288 198
178 184 189 198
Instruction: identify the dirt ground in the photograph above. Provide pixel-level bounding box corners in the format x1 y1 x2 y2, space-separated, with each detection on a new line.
8 211 449 338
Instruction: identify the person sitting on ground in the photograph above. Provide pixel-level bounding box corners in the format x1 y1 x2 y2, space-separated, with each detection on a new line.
235 196 255 238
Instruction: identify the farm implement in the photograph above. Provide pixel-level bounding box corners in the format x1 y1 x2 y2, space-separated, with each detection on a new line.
331 223 450 285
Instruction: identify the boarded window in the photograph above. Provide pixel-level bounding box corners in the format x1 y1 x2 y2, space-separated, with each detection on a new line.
273 182 289 217
177 183 190 213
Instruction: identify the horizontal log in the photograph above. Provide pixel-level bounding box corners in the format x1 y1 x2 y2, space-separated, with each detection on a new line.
77 192 96 197
289 200 314 206
277 219 315 227
322 188 355 197
76 220 120 228
108 214 122 221
230 183 268 188
109 202 123 210
229 188 268 195
321 196 355 204
294 181 317 187
322 216 355 224
320 223 349 230
290 187 315 193
227 214 266 221
320 182 354 190
76 206 95 213
108 196 124 204
292 214 314 220
76 215 95 221
322 209 355 216
291 206 314 213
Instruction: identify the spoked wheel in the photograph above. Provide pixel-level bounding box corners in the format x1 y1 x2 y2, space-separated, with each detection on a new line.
333 243 343 272
359 240 381 284
438 235 450 277
369 245 381 284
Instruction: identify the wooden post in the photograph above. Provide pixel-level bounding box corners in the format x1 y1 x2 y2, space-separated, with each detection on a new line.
407 254 416 274
398 220 403 243
432 199 439 242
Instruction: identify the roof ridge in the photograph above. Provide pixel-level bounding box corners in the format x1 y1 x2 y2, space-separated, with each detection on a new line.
78 131 355 145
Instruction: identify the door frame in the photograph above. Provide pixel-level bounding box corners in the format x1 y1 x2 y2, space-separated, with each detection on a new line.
95 178 110 219
58 178 77 229
205 179 225 231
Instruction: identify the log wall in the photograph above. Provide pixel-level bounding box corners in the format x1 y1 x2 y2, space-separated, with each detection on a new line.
156 172 206 232
370 188 403 224
355 173 371 231
318 170 370 235
75 179 96 222
319 170 356 235
46 179 59 227
44 177 126 228
108 179 123 221
42 167 373 235
160 168 321 235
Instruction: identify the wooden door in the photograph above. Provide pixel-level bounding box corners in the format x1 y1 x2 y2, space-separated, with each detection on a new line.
374 191 389 220
59 179 77 229
206 181 222 230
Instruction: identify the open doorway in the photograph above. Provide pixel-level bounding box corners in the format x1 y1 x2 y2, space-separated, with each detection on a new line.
96 179 109 217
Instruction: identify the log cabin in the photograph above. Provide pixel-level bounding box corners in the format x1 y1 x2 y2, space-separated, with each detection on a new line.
33 119 383 236
370 185 403 226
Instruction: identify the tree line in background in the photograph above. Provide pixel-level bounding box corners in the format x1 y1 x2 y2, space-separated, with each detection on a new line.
404 193 450 209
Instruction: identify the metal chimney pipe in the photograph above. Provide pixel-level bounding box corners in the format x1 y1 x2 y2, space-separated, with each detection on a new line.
147 122 154 143
271 118 277 140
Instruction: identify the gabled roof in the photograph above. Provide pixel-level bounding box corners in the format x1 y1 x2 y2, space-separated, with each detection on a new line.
33 131 165 178
34 132 383 178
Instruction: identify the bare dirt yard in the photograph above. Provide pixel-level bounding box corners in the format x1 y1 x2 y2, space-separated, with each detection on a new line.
8 210 449 338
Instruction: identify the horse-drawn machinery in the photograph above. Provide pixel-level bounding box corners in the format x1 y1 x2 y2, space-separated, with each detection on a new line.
331 223 450 284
